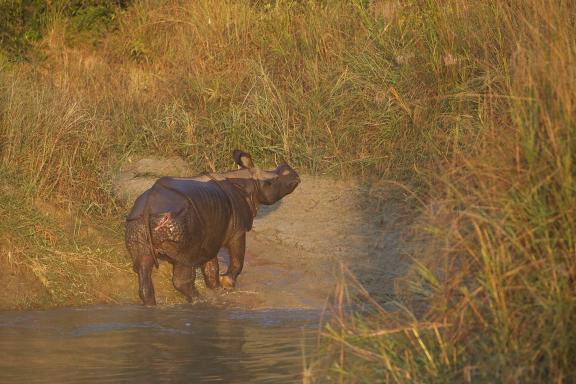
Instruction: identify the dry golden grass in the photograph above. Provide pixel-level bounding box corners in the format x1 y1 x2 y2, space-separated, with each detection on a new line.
310 1 575 382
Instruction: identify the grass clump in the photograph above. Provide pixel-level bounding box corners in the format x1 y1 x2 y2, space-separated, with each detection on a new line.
0 175 132 308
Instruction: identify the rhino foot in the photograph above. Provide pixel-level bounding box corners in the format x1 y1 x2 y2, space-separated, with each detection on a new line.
219 275 235 289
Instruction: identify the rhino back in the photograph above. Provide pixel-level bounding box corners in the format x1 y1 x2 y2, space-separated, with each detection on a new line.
126 183 192 224
156 177 231 216
126 190 151 221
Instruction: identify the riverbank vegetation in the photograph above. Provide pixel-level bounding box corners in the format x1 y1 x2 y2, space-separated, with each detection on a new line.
0 0 574 382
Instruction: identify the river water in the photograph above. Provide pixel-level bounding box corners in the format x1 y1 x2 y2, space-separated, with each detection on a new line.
0 304 319 383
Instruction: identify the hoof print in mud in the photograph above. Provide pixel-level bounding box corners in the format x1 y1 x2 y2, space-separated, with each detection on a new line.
125 149 300 305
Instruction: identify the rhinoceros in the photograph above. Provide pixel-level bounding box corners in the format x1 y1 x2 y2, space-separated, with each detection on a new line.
125 150 300 305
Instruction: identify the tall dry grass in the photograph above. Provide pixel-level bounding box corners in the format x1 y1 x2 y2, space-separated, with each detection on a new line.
1 0 438 208
312 0 576 382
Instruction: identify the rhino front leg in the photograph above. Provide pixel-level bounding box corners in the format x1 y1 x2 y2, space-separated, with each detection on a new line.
137 259 156 306
221 233 246 288
201 257 221 289
172 263 198 302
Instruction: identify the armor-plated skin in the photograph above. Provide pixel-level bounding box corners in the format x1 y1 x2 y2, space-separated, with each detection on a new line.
125 150 300 305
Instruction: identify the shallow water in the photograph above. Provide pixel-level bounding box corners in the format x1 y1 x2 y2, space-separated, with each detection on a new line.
0 305 319 383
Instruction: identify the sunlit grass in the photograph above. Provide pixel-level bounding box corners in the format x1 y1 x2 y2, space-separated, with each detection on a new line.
310 0 576 382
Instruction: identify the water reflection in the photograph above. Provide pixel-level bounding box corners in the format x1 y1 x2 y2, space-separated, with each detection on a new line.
0 305 318 384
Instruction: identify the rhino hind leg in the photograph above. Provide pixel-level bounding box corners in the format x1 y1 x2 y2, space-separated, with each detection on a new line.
172 263 198 302
201 257 221 289
126 220 157 305
137 261 157 305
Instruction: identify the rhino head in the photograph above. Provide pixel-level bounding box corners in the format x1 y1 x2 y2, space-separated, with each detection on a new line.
232 149 300 205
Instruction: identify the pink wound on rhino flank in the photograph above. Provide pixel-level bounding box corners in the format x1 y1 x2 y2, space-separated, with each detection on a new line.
154 213 172 231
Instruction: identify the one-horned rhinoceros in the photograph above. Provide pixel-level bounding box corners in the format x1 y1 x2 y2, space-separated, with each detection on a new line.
125 150 300 305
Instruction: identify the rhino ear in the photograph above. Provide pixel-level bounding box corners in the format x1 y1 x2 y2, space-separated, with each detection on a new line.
233 149 255 169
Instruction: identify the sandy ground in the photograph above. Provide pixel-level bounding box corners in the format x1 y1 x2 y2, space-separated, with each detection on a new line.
116 158 411 310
